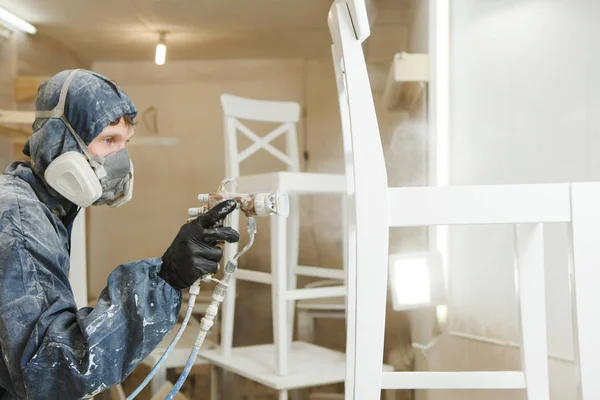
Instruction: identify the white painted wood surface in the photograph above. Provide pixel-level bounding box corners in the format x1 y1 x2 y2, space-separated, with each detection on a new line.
330 26 359 400
514 224 550 398
221 94 301 124
381 371 526 390
346 0 372 42
200 342 347 390
387 184 572 226
235 172 346 194
295 266 346 280
328 1 390 399
382 52 430 110
285 286 347 301
569 182 600 399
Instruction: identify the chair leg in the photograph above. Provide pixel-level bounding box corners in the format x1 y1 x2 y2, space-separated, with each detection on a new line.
569 183 600 399
341 194 348 286
210 365 219 400
287 194 300 346
514 224 550 399
272 215 289 376
279 389 288 400
297 309 315 343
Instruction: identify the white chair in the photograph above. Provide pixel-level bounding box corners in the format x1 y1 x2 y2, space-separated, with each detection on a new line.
328 1 600 399
199 94 349 400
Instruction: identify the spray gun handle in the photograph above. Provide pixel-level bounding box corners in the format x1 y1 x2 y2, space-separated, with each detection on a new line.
188 206 209 218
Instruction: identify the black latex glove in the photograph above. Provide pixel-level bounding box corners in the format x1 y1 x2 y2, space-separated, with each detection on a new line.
159 199 240 290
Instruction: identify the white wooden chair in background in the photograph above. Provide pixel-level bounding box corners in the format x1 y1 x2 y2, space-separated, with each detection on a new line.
199 94 349 400
328 0 600 399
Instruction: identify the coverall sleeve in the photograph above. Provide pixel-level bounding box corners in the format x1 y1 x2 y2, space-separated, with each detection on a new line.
0 215 182 399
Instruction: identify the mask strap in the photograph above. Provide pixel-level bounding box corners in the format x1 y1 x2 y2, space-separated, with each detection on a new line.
35 69 81 119
61 116 105 169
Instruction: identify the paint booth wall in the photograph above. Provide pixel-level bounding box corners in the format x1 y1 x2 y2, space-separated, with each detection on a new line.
90 51 421 372
418 1 600 399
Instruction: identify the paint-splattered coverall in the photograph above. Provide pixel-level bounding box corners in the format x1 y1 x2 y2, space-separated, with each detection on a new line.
0 70 182 399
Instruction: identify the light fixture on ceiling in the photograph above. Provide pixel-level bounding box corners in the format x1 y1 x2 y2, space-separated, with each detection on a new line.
155 31 167 66
0 6 36 35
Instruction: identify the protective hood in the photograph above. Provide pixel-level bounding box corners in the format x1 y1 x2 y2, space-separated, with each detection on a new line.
24 69 138 177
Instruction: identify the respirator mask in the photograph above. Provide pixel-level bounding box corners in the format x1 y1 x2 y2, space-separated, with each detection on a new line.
37 69 134 208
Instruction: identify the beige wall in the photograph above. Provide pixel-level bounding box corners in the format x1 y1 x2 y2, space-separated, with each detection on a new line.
14 31 90 78
0 32 18 167
0 34 17 110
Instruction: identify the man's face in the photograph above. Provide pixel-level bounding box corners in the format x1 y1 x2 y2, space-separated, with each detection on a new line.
88 118 134 157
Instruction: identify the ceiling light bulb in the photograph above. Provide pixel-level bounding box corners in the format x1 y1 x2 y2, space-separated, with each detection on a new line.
155 32 167 66
155 43 166 65
0 6 36 35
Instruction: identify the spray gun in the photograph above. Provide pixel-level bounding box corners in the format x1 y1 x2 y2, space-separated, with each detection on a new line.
127 179 289 400
191 178 289 218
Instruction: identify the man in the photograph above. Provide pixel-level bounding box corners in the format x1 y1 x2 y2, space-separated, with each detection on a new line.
0 69 239 399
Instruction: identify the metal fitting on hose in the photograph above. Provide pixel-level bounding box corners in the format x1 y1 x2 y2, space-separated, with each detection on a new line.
207 304 219 315
200 318 214 331
247 216 257 235
224 259 237 274
189 281 201 296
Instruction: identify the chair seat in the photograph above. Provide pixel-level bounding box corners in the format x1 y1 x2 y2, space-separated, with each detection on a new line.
235 171 346 194
200 341 393 390
142 323 218 369
199 342 350 390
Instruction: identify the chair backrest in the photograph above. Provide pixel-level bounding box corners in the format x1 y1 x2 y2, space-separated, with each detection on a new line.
328 1 390 399
221 94 302 178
